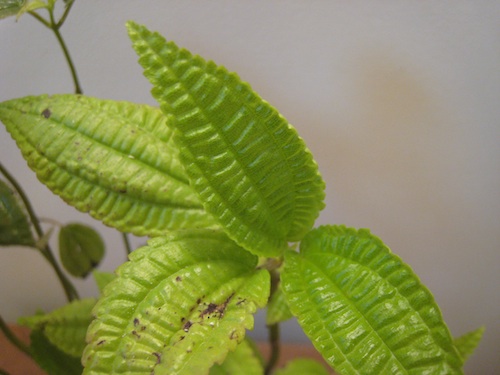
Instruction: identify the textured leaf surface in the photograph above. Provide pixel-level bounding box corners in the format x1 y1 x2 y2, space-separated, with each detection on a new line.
83 229 270 375
0 178 35 246
274 358 330 375
19 298 96 357
209 338 264 375
59 223 105 277
128 22 325 256
453 326 484 363
0 95 215 236
282 225 463 375
0 0 24 19
29 329 83 375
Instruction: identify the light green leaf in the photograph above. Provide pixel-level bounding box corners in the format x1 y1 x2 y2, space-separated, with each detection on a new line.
83 229 270 375
282 225 463 375
19 298 96 357
266 283 293 326
0 95 216 236
93 270 116 293
0 178 35 246
16 0 47 19
453 326 485 363
127 21 325 257
209 338 264 375
0 0 25 19
59 223 105 277
274 358 330 375
29 329 83 375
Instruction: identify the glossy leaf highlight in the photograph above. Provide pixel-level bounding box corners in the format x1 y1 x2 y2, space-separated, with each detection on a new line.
282 225 463 375
0 95 216 236
128 21 325 256
83 229 270 375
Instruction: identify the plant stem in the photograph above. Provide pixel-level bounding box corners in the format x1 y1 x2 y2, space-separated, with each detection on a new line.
122 232 132 256
0 314 31 357
29 1 82 94
0 163 79 302
264 268 281 375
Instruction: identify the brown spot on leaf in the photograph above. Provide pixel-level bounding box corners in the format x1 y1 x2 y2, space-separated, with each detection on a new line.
97 340 106 346
176 276 182 282
183 320 193 332
200 293 235 320
41 108 51 119
152 352 161 364
132 330 141 339
134 318 140 326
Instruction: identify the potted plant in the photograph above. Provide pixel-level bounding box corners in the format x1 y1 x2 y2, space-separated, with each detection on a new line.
0 1 485 374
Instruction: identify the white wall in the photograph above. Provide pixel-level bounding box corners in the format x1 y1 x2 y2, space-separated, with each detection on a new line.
1 1 498 373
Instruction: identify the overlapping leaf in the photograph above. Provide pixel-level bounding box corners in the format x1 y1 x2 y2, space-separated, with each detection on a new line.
282 225 463 375
0 178 35 246
0 95 216 236
127 21 325 257
209 338 264 375
274 358 330 375
453 326 485 363
19 298 96 357
83 229 270 375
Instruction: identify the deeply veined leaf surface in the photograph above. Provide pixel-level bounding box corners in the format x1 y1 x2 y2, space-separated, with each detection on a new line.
19 298 96 358
282 225 463 375
209 338 264 375
83 229 270 375
127 22 325 257
0 95 215 236
0 178 35 246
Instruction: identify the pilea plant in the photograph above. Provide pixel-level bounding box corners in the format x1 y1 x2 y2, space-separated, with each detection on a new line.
0 3 485 375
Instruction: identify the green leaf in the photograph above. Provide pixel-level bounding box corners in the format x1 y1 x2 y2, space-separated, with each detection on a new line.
0 0 24 19
19 298 96 357
29 329 83 375
59 223 105 277
274 358 330 375
453 326 485 363
127 21 325 257
83 229 270 375
0 178 36 246
0 95 216 236
266 283 293 326
209 338 264 375
93 270 116 293
282 225 464 375
16 0 47 19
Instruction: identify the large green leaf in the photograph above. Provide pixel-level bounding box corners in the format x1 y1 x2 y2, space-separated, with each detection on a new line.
19 298 96 357
0 0 24 19
83 229 270 375
282 225 463 375
0 178 35 246
127 21 325 257
209 338 264 375
0 95 216 236
59 223 105 277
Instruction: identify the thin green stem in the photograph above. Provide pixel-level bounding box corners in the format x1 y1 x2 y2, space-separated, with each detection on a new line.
0 163 79 302
0 314 32 357
122 232 132 256
264 268 281 375
56 0 76 28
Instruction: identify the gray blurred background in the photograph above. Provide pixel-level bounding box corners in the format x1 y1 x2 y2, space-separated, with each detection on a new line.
1 2 498 373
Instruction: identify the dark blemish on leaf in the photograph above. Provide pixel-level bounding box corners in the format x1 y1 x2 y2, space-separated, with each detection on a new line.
196 298 202 304
97 340 106 346
181 317 185 323
134 318 140 326
152 352 161 364
200 293 235 320
183 320 193 332
179 335 185 341
132 330 141 339
119 189 127 194
141 326 147 331
236 298 246 305
41 108 51 119
229 330 238 340
176 276 182 282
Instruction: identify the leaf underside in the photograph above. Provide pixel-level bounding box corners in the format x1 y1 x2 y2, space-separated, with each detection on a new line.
0 95 215 236
83 229 270 375
127 21 325 257
282 225 463 375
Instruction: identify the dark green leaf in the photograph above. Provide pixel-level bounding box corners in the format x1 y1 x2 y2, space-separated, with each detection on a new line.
83 229 270 375
29 329 83 375
0 178 35 247
59 223 104 277
0 95 216 236
282 225 463 374
127 21 325 257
